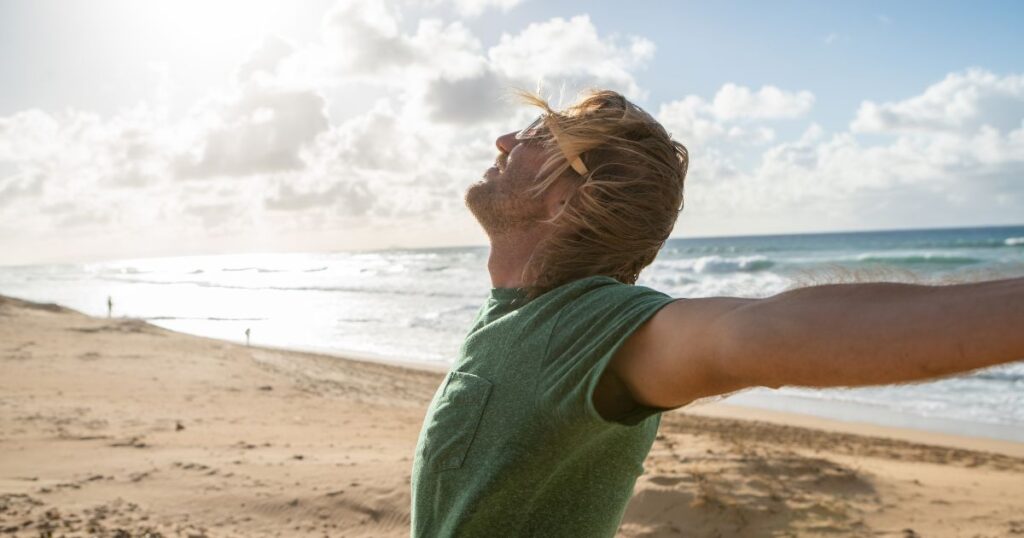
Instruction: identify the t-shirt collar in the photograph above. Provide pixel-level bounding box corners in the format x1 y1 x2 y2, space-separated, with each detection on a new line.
489 286 527 303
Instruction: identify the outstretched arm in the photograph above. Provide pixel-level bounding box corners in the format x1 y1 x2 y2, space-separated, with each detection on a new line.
606 277 1024 411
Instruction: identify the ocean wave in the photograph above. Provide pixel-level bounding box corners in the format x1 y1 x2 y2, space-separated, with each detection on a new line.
972 371 1024 383
144 316 266 321
926 237 1024 248
98 266 150 275
854 253 981 265
883 237 1023 249
208 265 329 273
691 255 775 274
338 317 379 323
663 235 1024 253
407 303 482 329
663 245 782 256
971 362 1024 383
640 273 699 288
88 274 481 299
771 378 1024 428
222 267 288 273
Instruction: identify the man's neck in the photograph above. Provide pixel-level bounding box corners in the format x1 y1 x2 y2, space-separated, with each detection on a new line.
486 227 547 289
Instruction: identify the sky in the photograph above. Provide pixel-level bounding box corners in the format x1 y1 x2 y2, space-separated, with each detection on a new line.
1 0 1023 265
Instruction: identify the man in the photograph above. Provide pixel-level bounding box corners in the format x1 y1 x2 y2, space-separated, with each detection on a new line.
410 89 1023 537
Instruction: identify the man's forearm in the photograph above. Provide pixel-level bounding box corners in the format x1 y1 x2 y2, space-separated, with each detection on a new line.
718 277 1024 390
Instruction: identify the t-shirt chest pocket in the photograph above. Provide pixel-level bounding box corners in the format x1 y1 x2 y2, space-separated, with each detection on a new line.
419 371 493 472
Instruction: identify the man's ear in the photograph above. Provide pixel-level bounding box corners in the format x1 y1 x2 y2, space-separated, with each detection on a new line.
544 176 575 218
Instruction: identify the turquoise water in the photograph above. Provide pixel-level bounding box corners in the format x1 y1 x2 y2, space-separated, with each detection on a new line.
1 224 1022 440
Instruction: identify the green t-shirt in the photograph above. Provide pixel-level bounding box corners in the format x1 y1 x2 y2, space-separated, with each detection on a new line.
411 275 678 537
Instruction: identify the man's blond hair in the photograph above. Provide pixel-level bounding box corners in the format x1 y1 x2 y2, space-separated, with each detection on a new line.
516 89 689 302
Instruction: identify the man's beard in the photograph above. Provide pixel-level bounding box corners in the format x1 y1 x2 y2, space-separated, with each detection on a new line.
464 173 549 236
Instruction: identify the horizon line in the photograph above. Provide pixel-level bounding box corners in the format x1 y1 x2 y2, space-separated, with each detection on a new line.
1 221 1022 269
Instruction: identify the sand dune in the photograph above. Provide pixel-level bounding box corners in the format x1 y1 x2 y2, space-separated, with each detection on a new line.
1 294 1022 537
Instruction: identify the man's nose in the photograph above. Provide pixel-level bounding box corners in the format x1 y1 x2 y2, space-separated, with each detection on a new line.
495 131 519 154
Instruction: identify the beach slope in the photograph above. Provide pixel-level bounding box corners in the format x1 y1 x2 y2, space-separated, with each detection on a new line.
1 295 1022 537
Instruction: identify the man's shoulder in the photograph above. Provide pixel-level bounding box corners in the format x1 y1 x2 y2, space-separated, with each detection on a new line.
548 275 668 305
535 275 673 358
553 276 670 317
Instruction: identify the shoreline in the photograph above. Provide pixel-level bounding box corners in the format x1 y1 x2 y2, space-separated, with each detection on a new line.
265 341 1024 454
3 290 1022 453
6 289 1024 451
2 293 1023 536
3 241 1023 448
208 327 1024 451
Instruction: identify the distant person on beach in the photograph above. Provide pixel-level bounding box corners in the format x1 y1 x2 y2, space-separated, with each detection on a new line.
410 89 1024 536
106 295 112 318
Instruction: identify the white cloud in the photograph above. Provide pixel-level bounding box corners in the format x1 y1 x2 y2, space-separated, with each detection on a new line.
488 15 654 99
408 19 489 80
0 109 60 162
322 0 411 75
262 154 376 216
0 2 674 263
711 83 815 120
416 0 524 18
657 83 813 149
851 69 1024 134
318 100 418 172
0 169 44 208
174 81 330 178
752 123 1024 214
321 1 485 82
655 84 815 219
0 102 172 234
449 0 523 17
425 71 509 124
4 0 1021 265
660 71 1024 234
236 35 296 81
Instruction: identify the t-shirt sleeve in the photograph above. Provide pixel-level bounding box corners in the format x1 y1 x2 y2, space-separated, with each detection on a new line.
537 280 679 427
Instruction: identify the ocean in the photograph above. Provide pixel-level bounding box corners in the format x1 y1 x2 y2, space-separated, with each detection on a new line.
2 224 1022 441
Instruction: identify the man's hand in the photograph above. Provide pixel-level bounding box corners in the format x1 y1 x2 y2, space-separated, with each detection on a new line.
601 277 1024 414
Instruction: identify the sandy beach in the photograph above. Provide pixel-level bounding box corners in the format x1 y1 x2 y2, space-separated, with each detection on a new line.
1 293 1022 537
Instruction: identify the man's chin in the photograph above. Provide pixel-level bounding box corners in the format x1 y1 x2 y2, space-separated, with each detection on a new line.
464 181 490 214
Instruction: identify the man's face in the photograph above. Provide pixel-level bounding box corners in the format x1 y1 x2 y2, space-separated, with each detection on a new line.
464 130 551 236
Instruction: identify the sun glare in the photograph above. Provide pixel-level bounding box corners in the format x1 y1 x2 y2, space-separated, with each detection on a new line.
106 0 297 61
